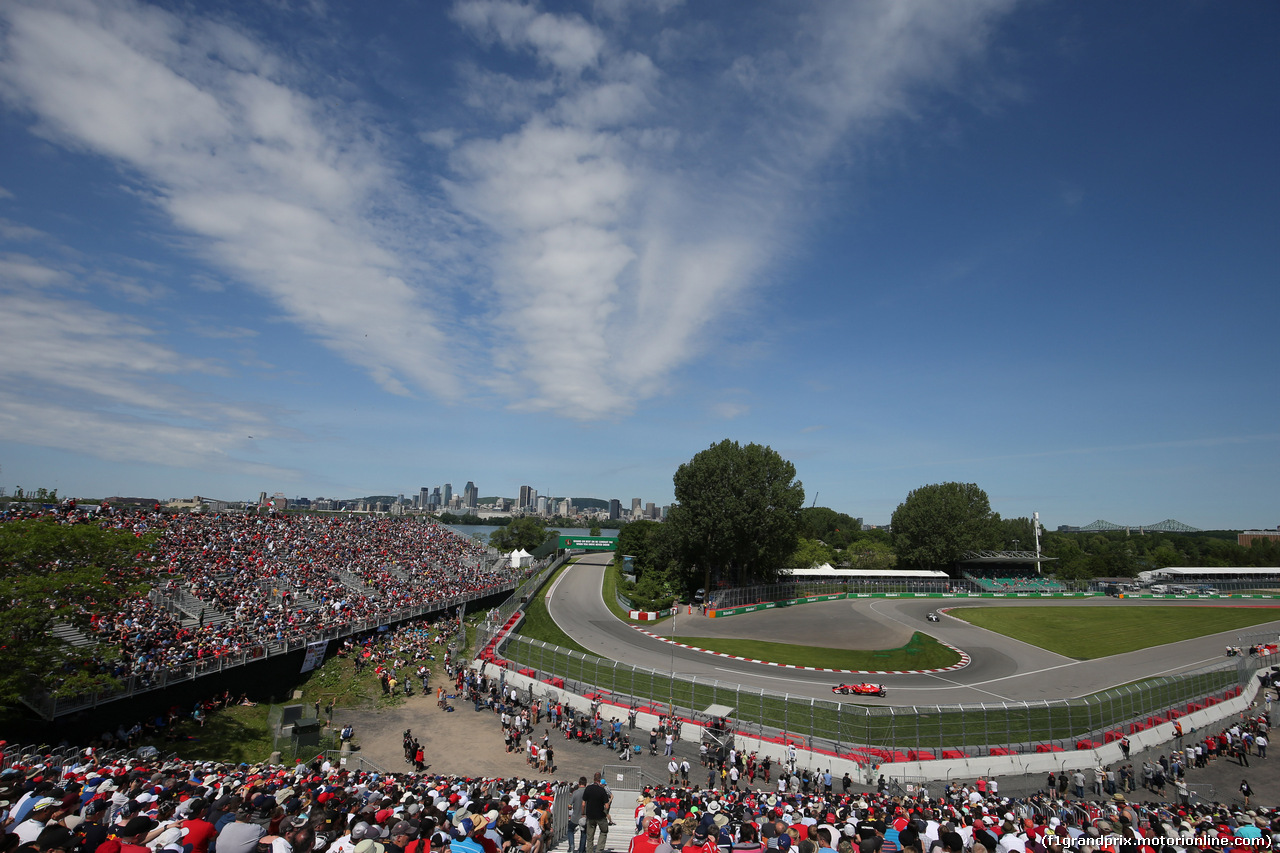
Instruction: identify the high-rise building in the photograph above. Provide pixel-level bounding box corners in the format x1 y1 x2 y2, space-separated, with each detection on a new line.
463 481 478 509
645 501 656 519
442 483 452 506
519 485 533 509
536 495 548 515
419 487 429 508
631 498 642 517
609 499 621 520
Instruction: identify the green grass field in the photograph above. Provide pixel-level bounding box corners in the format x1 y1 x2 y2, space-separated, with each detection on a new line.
666 631 960 670
514 559 595 655
952 605 1280 659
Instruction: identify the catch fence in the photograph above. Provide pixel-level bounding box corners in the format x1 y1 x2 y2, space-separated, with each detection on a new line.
493 633 1259 762
709 579 975 609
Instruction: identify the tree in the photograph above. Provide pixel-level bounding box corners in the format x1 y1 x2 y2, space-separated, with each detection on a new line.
844 537 896 571
616 520 670 574
798 507 861 550
788 538 835 569
589 524 602 536
890 482 1002 570
489 517 554 552
666 439 805 595
0 518 155 705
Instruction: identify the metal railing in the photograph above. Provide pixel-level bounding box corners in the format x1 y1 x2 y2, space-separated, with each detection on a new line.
491 633 1261 761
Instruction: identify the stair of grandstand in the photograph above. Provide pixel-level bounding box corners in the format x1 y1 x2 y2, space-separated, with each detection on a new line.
172 585 234 629
382 563 414 583
51 619 97 649
338 569 376 594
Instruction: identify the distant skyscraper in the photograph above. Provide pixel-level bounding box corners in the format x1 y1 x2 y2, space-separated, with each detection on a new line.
631 498 642 516
463 481 478 509
609 499 621 520
519 485 532 509
431 487 442 508
536 495 548 515
442 483 452 506
645 501 656 519
420 487 429 508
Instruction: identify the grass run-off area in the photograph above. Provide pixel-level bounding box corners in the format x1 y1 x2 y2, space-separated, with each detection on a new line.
666 632 960 671
953 605 1280 660
515 558 595 655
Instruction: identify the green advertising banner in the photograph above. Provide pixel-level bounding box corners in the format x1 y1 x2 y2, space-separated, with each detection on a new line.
558 536 619 551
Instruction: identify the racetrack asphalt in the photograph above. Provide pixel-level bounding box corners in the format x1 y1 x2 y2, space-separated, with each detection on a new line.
546 554 1280 705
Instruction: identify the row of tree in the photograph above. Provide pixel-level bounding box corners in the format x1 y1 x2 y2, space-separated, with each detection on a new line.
616 440 1277 600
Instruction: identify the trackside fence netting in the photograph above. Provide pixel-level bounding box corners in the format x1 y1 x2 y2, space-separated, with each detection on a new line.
489 632 1260 760
709 580 975 609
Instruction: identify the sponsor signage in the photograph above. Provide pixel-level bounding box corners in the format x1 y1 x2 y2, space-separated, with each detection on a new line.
558 536 619 550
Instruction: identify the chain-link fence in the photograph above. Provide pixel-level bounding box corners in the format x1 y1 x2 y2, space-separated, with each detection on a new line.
494 633 1259 760
709 579 975 609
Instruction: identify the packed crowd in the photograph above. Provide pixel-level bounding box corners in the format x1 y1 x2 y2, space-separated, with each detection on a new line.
0 752 565 853
3 504 519 683
1 746 1275 853
609 781 1278 853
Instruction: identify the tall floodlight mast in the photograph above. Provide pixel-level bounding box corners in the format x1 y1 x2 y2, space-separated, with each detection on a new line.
1034 511 1043 575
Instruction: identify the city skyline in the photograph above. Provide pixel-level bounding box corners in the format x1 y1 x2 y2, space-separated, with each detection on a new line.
0 1 1276 530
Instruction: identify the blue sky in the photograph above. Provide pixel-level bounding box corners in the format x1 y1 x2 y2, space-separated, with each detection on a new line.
0 0 1276 529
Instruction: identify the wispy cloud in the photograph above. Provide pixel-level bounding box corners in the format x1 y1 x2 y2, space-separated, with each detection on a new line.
0 276 295 477
0 0 461 401
443 0 1018 418
0 0 1019 428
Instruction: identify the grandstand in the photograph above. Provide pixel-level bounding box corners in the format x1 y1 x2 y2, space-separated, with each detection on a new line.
964 574 1068 592
2 504 525 718
1136 566 1280 592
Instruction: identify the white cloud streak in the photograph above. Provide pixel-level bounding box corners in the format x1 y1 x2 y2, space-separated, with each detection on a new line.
444 0 1017 417
0 0 460 402
0 0 1019 432
0 281 294 477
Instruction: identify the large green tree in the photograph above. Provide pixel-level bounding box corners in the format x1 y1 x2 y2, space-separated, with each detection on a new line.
890 482 1002 570
0 518 154 705
666 439 805 594
798 507 862 550
489 517 555 552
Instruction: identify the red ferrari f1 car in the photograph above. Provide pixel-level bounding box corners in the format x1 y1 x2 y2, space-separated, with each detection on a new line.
831 682 886 697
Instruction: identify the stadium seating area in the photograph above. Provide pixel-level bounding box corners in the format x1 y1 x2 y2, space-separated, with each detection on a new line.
965 575 1068 593
2 504 519 684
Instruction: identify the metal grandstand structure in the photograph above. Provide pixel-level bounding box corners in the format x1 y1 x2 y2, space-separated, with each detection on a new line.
1077 519 1202 532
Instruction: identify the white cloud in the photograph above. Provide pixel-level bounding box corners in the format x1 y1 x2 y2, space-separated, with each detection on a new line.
0 0 1020 429
420 128 460 149
0 218 49 242
452 0 605 74
0 0 461 402
440 0 1017 419
711 401 749 420
0 285 292 476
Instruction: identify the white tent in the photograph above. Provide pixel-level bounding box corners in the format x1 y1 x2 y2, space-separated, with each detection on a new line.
509 549 533 568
